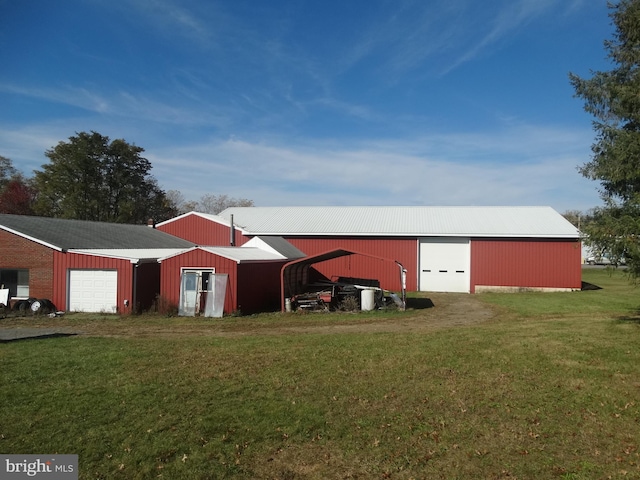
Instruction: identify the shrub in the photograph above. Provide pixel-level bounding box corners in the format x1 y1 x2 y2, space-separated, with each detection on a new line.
151 294 178 316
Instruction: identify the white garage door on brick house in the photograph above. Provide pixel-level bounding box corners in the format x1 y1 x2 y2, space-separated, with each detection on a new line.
68 269 118 313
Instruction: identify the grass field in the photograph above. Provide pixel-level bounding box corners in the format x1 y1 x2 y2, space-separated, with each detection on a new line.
1 268 639 479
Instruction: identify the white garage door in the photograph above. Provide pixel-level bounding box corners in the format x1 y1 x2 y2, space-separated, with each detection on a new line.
68 269 118 313
419 238 470 293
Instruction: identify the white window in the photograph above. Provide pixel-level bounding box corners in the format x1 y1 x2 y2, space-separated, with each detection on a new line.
0 269 29 298
17 270 29 297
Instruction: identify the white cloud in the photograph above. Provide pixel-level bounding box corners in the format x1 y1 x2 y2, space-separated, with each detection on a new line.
0 125 63 173
0 117 601 213
146 123 600 212
123 0 218 46
0 0 605 216
0 83 239 129
339 0 584 78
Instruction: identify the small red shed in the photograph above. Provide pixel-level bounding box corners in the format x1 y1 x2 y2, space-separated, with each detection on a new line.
158 237 305 315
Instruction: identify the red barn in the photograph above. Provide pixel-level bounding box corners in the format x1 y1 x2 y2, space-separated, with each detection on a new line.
158 206 582 295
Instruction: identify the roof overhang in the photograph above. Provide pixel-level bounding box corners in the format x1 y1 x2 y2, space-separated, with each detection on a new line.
68 248 192 264
200 246 291 263
157 246 291 264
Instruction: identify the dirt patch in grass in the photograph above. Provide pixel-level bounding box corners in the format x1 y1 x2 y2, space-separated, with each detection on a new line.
0 293 498 339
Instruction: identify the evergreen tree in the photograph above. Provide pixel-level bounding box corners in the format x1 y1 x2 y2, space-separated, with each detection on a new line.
570 0 640 275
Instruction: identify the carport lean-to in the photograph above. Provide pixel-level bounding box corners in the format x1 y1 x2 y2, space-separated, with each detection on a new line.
280 248 407 312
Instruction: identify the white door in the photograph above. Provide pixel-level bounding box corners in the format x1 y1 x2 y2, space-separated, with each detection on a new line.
178 269 214 316
419 238 470 293
68 269 118 313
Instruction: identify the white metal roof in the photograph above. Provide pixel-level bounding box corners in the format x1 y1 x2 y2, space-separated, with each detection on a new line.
68 248 192 263
198 246 289 263
219 206 579 238
155 245 292 263
243 236 306 259
155 211 230 228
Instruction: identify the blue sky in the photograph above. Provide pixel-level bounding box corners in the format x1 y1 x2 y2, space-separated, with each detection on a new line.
0 0 614 212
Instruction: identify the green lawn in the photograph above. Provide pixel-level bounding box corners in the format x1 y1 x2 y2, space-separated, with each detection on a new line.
1 268 639 479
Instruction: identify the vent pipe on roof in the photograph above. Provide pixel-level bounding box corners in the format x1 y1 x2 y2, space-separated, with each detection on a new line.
230 214 235 246
147 218 156 228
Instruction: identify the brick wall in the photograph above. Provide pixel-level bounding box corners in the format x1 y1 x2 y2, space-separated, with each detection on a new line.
0 229 54 301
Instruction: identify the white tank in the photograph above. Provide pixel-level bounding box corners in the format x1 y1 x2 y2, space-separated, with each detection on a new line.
360 289 375 311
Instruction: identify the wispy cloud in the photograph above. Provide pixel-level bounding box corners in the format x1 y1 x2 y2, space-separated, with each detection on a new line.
0 83 112 114
122 0 217 45
442 0 558 74
340 0 584 78
0 125 66 173
0 82 241 129
0 0 604 215
0 115 600 213
147 122 599 212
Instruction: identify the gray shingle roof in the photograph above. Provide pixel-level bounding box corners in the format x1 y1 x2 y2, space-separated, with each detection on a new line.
0 214 195 250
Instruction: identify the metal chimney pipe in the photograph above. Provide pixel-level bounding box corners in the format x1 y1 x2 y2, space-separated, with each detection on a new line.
230 214 235 246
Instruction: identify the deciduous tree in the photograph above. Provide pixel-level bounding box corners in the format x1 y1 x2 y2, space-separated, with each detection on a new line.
166 190 254 215
0 176 36 215
33 131 175 223
198 193 254 215
0 157 35 215
0 156 18 190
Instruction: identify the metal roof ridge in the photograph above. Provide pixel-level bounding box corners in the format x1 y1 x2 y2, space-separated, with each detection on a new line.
156 210 232 227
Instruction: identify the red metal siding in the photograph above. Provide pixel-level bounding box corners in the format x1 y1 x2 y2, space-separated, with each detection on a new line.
159 249 239 314
285 237 418 291
53 252 135 313
236 262 288 314
157 215 249 246
470 238 582 292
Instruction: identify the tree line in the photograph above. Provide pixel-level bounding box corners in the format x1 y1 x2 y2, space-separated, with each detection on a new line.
0 131 253 223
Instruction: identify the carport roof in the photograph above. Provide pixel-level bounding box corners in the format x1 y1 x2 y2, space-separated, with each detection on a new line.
281 248 402 308
0 214 195 251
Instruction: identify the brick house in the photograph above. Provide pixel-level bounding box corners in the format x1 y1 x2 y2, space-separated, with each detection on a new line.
0 214 194 312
